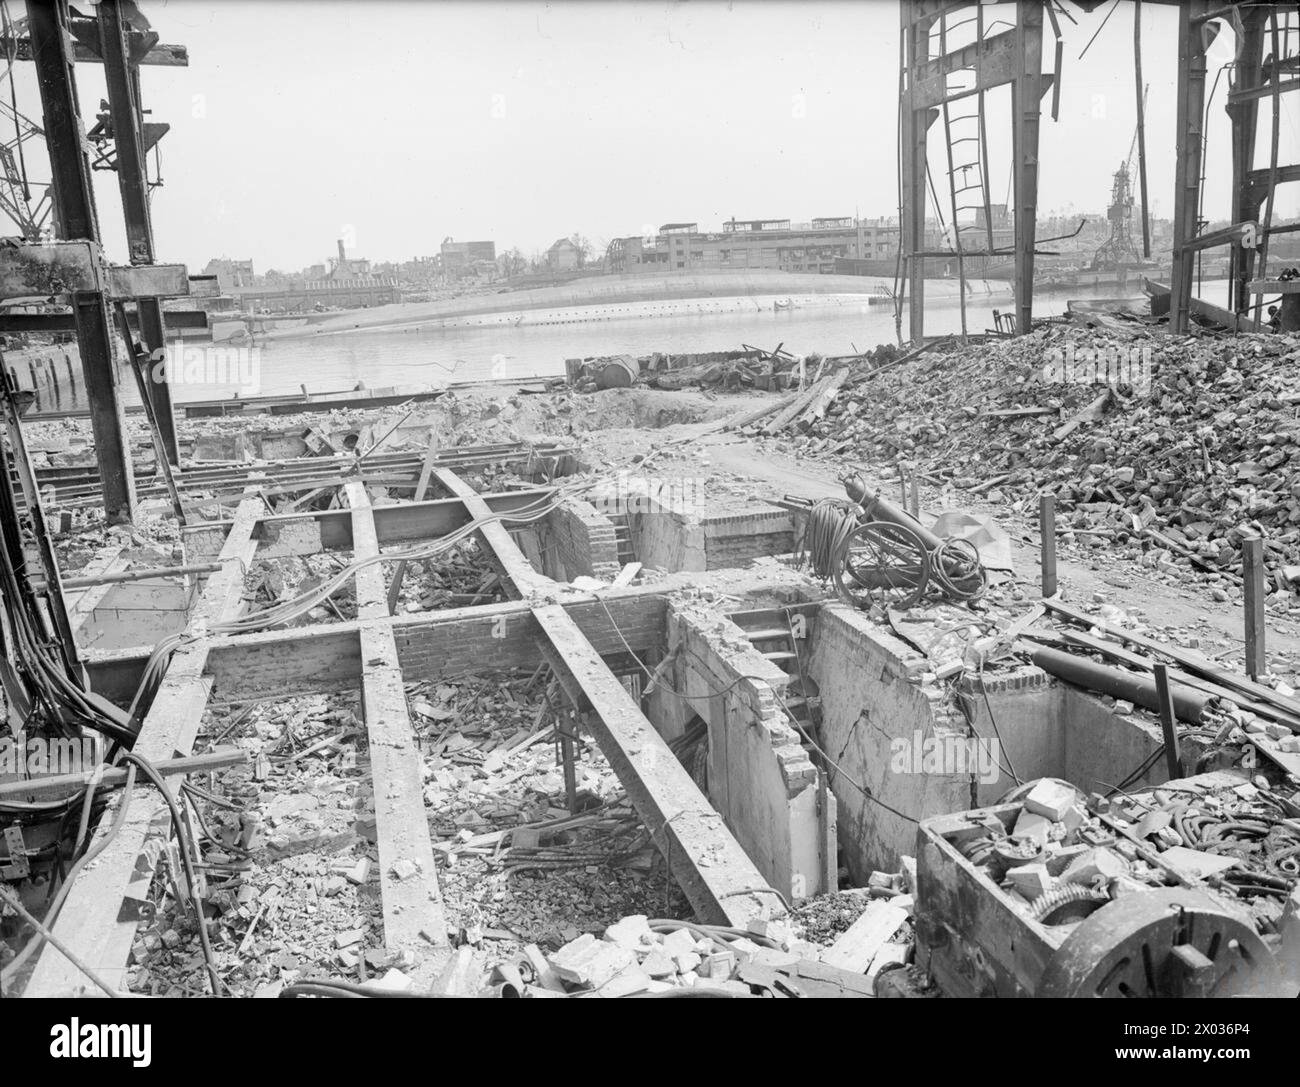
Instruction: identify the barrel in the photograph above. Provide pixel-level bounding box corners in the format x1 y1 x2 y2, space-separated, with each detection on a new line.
595 355 639 389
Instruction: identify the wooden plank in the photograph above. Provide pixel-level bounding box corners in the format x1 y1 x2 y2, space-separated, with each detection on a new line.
531 602 781 926
343 484 449 967
611 562 642 587
22 497 262 996
722 393 796 431
821 900 908 973
796 367 850 425
762 373 834 434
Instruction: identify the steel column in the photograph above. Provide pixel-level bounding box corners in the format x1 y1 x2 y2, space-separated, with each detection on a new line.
901 7 933 344
1170 1 1214 333
1011 1 1045 335
1227 11 1263 313
25 0 135 520
98 0 178 466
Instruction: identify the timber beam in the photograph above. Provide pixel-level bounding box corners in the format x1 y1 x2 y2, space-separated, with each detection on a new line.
343 483 449 969
432 468 555 596
20 497 262 997
532 603 783 926
181 488 556 561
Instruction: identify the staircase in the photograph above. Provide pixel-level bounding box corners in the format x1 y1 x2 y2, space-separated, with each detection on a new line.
608 512 636 565
728 606 819 737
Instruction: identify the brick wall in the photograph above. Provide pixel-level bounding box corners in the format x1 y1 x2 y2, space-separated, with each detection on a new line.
703 509 796 570
532 498 621 581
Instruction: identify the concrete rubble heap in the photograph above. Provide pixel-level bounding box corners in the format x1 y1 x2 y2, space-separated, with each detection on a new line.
776 326 1300 585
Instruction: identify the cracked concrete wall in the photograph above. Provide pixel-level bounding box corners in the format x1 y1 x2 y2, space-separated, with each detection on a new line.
961 670 1178 803
958 666 1062 807
647 603 828 901
806 604 974 882
813 608 1187 881
1062 687 1171 794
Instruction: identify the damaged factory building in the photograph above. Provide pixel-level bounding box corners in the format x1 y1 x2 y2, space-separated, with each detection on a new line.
3 0 1300 1011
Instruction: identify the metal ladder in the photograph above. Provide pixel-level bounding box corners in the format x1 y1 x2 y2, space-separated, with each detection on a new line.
932 7 1001 340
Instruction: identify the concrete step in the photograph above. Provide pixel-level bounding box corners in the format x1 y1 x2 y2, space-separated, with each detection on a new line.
728 607 790 630
744 627 792 642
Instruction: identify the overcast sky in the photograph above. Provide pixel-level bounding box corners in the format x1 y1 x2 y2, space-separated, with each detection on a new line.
8 0 1297 271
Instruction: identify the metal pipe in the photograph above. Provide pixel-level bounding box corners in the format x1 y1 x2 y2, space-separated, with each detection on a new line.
843 475 944 550
61 562 221 589
1029 645 1211 724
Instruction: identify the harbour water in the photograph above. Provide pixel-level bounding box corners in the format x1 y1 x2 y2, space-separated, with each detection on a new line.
19 282 1184 414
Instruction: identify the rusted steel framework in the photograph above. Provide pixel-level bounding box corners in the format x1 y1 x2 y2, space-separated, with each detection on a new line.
898 1 1053 341
8 0 188 517
1178 0 1300 332
900 1 1297 340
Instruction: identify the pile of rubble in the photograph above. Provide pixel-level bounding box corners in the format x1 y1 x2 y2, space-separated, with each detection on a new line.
127 670 696 996
389 539 504 613
962 775 1300 933
509 884 918 997
771 326 1300 585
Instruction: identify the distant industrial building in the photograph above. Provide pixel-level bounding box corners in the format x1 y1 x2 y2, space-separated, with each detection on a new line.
293 240 400 306
607 217 900 275
209 239 400 314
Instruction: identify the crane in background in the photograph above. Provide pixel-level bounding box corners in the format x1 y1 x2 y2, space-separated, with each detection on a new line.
1091 84 1151 272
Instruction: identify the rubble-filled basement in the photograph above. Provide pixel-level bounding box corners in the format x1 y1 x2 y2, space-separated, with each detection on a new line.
2 0 1300 1022
4 330 1300 1000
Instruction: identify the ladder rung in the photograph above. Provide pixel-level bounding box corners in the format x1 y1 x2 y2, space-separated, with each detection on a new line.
763 650 798 663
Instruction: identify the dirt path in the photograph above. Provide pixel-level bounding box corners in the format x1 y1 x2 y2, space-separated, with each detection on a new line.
693 434 1300 674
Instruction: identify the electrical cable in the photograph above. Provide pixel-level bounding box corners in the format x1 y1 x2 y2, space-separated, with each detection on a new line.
0 885 122 998
0 764 137 991
119 751 222 995
590 595 921 825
